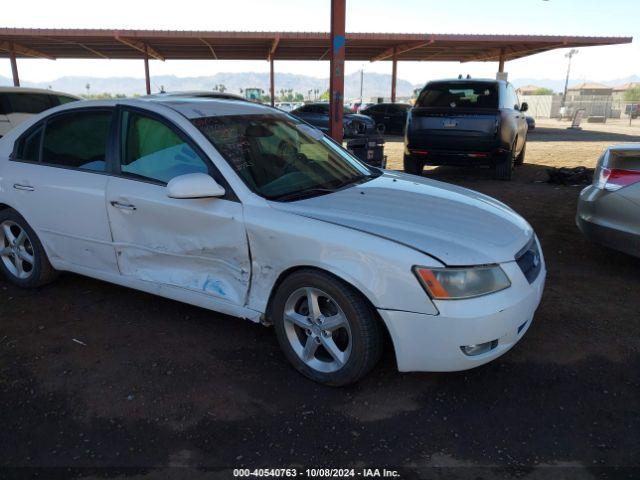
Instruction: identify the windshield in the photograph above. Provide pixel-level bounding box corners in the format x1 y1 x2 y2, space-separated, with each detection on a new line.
416 82 498 109
192 114 375 200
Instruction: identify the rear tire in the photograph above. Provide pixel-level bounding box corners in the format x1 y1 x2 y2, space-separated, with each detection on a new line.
272 269 383 386
494 146 515 181
0 209 57 288
403 155 424 176
515 141 526 166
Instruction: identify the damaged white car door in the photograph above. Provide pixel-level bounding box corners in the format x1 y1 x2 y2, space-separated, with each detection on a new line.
105 108 250 306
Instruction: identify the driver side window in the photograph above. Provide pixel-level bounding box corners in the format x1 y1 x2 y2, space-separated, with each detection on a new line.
120 111 209 184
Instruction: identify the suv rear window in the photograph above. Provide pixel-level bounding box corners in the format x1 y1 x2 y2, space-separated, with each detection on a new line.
416 82 498 109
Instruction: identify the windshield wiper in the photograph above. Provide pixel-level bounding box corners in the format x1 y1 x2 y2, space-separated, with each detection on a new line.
269 170 382 202
268 187 338 202
334 169 382 189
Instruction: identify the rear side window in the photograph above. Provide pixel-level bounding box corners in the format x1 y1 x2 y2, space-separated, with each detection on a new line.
16 126 43 162
120 111 208 184
5 93 55 114
417 82 498 109
57 95 78 105
42 110 113 171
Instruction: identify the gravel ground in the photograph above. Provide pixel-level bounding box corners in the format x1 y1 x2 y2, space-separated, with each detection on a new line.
1 121 639 479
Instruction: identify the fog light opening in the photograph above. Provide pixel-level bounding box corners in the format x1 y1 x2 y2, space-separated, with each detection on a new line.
517 320 528 334
460 339 499 357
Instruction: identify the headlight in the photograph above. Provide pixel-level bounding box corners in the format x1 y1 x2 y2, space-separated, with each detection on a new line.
413 265 511 300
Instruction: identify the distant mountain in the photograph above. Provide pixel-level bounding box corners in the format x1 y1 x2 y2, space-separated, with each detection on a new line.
2 72 638 98
0 71 417 100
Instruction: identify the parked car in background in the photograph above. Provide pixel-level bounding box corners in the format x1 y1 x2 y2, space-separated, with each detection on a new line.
347 100 362 113
290 102 376 138
0 87 80 138
404 78 529 180
356 102 374 113
275 102 296 112
0 97 544 385
147 91 246 101
577 144 640 257
526 116 536 131
359 102 411 135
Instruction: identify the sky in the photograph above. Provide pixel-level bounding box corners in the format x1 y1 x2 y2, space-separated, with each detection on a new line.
1 0 639 84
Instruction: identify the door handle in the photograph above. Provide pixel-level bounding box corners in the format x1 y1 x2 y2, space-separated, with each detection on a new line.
13 184 34 192
110 201 137 211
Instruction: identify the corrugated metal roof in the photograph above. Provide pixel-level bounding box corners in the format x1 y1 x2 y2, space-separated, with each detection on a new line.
0 28 632 62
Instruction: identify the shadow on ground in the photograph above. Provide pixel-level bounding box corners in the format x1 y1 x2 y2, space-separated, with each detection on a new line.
1 159 639 477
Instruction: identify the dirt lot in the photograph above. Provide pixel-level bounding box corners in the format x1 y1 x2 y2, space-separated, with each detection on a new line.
1 121 640 478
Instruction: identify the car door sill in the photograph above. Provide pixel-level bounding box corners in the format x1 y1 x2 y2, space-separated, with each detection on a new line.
52 259 263 323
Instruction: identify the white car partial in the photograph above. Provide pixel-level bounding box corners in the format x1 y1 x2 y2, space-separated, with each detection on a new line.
0 96 545 385
0 86 81 138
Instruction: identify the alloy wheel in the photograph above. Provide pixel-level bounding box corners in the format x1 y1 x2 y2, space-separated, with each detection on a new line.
0 221 35 280
283 287 352 373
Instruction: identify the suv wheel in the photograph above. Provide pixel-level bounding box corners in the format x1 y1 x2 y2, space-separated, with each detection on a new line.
494 146 515 181
515 142 526 166
0 209 57 288
272 269 383 386
403 155 424 175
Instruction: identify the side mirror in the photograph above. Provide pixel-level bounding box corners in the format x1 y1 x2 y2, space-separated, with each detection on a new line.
166 173 225 199
520 102 529 112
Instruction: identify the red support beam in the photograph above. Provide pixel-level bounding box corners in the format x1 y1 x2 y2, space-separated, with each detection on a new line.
391 47 398 103
269 55 275 107
144 46 151 94
9 43 19 86
329 0 346 143
498 48 505 73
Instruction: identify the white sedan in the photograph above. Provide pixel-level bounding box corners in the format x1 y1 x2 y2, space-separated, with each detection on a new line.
0 97 545 385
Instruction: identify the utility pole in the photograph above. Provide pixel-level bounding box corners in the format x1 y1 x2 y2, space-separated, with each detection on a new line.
561 49 579 108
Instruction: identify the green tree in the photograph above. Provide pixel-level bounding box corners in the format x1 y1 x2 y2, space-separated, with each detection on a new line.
531 87 554 95
319 89 330 101
623 86 640 102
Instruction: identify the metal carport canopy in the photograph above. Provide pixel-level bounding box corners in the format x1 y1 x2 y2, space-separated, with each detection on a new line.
0 29 631 61
0 28 632 141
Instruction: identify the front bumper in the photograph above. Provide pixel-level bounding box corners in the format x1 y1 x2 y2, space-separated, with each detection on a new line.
378 261 545 372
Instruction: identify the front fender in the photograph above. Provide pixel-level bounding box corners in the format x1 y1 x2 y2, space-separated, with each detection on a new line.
243 204 441 316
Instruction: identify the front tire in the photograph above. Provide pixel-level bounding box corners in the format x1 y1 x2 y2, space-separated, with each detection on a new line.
403 155 424 175
0 209 57 288
272 269 383 386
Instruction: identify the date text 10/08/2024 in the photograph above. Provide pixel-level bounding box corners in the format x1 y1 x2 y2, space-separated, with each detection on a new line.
233 468 401 478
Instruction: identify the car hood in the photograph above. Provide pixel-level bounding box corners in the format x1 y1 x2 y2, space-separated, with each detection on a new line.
270 172 533 266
